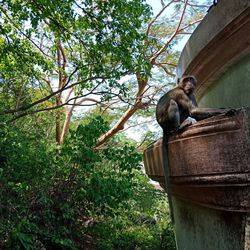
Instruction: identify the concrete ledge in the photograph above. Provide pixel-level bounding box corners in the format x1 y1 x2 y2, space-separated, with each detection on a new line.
143 108 250 212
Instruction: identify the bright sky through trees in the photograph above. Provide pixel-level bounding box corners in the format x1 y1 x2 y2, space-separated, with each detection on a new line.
146 0 212 50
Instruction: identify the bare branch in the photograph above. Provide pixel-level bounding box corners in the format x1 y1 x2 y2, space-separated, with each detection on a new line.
150 0 188 63
136 134 149 150
178 18 203 33
74 97 101 106
180 0 210 8
0 76 109 115
64 88 74 103
57 40 68 88
95 73 150 148
60 99 76 144
58 43 67 71
145 0 178 36
160 62 177 67
178 32 192 35
65 67 79 87
154 62 176 77
8 96 103 122
56 46 63 92
122 119 155 132
135 73 148 101
101 100 120 114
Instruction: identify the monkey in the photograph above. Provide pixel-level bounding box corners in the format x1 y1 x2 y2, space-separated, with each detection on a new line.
156 75 230 134
156 75 230 223
156 76 196 133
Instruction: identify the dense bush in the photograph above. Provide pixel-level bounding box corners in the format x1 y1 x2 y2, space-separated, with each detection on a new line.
0 116 175 249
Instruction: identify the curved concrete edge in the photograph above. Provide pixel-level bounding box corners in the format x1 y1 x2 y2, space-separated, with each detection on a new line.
176 0 250 100
143 108 250 212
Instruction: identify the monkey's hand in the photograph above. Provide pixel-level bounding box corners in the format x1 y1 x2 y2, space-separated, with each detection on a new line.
225 108 238 117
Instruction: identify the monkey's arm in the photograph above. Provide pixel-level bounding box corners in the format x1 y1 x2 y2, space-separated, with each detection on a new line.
190 107 229 120
189 94 198 107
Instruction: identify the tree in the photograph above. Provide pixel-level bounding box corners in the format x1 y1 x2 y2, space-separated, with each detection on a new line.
95 0 210 147
0 0 211 146
0 0 151 143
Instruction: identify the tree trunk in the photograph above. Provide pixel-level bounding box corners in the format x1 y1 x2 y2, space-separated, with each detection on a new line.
56 96 61 144
60 106 74 144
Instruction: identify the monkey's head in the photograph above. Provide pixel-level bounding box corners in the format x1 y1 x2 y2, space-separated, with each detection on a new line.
178 75 197 95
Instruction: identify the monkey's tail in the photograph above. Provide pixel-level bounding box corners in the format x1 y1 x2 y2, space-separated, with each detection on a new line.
162 132 175 224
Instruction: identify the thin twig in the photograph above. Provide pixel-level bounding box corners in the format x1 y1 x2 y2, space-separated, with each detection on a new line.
0 76 109 115
160 62 177 67
145 0 178 36
122 119 155 132
154 63 176 77
0 6 54 60
150 0 188 63
8 96 103 122
136 134 149 150
179 0 209 8
178 18 202 32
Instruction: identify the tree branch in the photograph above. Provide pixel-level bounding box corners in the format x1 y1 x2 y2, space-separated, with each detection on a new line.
179 0 210 8
0 6 54 60
0 76 109 115
150 0 188 63
145 0 178 36
154 62 176 77
136 134 149 150
8 96 103 122
178 18 203 33
122 119 155 132
95 73 150 148
160 62 177 67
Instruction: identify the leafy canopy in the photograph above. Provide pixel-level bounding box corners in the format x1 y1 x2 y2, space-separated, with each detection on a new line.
0 0 152 115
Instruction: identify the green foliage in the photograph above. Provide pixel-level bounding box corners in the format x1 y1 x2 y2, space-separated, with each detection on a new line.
7 219 38 250
0 0 152 120
0 115 175 249
88 172 176 250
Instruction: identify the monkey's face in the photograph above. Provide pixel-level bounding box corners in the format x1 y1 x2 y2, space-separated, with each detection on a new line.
183 81 195 95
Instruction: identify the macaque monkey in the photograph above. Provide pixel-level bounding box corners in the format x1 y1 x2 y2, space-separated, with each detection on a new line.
156 75 230 223
156 75 227 135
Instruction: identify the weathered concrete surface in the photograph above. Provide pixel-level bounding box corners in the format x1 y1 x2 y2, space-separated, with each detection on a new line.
143 109 250 249
143 139 164 184
176 0 250 102
245 216 250 250
144 108 250 212
198 54 250 108
173 199 245 250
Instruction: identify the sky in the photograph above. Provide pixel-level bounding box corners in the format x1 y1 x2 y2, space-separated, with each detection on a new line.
146 0 163 14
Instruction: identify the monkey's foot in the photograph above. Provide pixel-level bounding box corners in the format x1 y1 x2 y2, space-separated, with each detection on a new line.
178 117 196 131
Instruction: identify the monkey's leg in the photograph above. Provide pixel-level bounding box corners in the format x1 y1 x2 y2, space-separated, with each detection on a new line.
167 99 180 132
